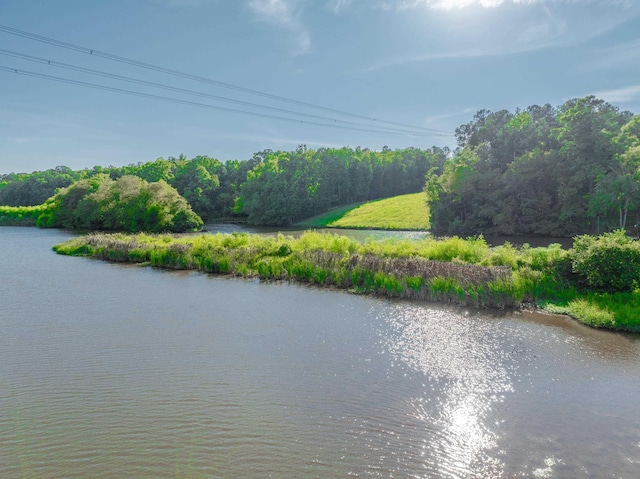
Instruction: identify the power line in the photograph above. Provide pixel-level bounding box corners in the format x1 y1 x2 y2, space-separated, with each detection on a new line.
142 0 399 103
0 65 447 137
0 24 449 135
0 48 440 136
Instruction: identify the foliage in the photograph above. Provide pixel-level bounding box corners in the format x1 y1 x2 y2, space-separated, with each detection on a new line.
0 166 84 206
0 204 52 226
54 231 514 309
428 97 638 237
46 175 203 232
54 230 640 331
570 230 640 292
237 146 447 225
2 146 446 227
104 155 229 221
4 95 639 235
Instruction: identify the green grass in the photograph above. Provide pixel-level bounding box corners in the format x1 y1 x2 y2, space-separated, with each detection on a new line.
297 202 366 228
52 231 640 333
297 193 430 230
540 291 640 331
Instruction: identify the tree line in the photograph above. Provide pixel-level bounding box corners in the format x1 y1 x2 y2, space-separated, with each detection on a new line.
1 146 448 226
3 96 639 235
426 96 640 237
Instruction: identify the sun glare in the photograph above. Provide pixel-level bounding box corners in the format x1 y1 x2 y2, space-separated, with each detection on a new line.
430 0 505 10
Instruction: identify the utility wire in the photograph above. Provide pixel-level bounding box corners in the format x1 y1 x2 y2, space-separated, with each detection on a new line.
0 24 448 135
142 0 394 101
0 65 445 137
0 48 438 136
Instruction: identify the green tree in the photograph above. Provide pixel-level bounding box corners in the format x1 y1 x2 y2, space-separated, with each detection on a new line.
428 97 635 236
0 166 83 206
46 175 202 232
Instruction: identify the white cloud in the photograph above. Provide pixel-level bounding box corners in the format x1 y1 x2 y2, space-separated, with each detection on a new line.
246 0 311 55
425 0 512 9
327 0 353 13
148 0 207 7
375 0 634 10
587 39 640 71
513 4 567 46
592 85 640 104
376 0 513 9
362 0 634 72
361 40 552 73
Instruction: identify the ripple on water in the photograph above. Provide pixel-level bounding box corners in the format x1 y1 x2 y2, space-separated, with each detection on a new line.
3 228 640 479
375 304 517 478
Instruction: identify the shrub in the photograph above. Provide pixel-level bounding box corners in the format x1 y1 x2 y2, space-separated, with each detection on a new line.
570 230 640 293
41 175 202 232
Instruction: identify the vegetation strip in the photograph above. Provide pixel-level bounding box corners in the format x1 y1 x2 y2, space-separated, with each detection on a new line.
0 204 50 226
53 231 640 332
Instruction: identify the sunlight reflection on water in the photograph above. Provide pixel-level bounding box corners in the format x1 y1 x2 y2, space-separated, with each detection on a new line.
3 228 640 478
379 305 515 478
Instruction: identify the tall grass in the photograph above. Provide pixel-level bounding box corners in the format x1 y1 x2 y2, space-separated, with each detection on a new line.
53 231 640 332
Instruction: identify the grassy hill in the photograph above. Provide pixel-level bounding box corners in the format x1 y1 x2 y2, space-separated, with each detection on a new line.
298 192 429 230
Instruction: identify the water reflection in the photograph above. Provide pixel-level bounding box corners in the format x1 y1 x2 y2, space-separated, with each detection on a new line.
204 223 430 242
376 302 640 478
204 223 575 247
379 305 513 478
517 310 640 361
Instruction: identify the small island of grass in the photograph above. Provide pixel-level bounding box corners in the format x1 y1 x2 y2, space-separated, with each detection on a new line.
53 229 640 333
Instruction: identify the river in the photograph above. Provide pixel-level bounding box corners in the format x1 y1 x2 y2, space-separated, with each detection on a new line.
1 227 639 478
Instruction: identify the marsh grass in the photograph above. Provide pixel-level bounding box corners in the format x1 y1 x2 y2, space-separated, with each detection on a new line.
53 231 640 331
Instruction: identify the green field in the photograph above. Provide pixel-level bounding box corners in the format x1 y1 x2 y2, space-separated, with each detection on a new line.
298 192 430 230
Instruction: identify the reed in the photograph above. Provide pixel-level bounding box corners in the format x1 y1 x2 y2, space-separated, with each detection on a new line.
52 231 640 331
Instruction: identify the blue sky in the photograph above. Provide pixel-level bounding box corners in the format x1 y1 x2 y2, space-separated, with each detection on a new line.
1 0 639 174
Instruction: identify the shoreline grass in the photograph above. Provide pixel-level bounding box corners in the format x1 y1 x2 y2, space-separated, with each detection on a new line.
53 231 640 333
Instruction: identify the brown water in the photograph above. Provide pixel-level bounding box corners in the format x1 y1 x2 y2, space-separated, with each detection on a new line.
1 227 640 478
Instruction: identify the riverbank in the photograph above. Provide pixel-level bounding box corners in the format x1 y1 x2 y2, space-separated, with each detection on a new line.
53 231 640 332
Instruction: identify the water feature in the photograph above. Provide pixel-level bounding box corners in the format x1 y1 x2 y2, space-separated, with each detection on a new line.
1 227 639 478
204 223 573 248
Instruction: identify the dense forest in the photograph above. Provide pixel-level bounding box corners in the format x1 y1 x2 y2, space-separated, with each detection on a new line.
426 96 640 237
0 146 447 226
2 96 639 236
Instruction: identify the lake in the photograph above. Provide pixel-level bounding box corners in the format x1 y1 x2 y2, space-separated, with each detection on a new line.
1 227 639 478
